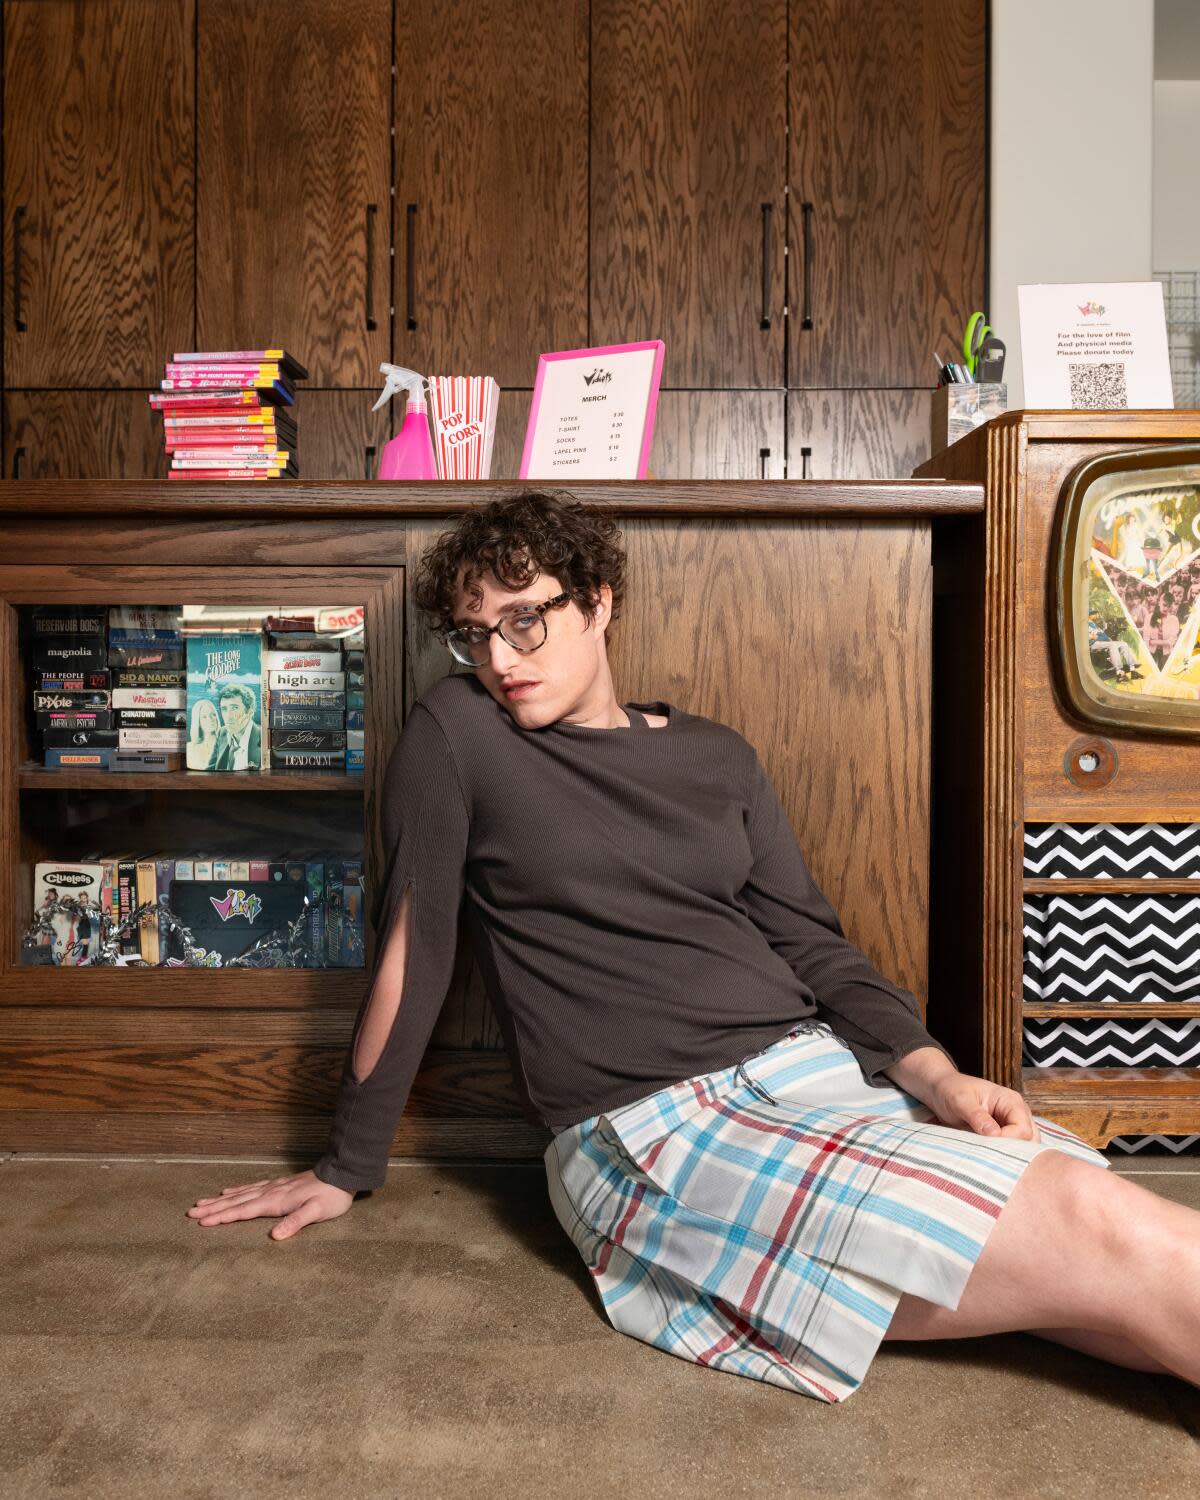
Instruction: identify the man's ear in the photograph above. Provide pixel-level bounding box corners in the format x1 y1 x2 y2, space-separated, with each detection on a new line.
590 582 614 635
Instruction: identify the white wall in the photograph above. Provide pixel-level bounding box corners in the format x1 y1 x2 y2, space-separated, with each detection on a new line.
990 0 1155 407
1153 80 1200 269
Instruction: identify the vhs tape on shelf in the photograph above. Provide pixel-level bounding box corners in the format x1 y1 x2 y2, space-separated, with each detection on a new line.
36 671 111 691
118 728 187 750
267 670 345 691
113 669 187 688
269 730 347 753
110 752 183 773
269 689 346 709
44 748 114 769
36 710 115 731
33 690 111 712
31 641 108 672
32 860 104 961
30 608 106 637
42 728 120 749
111 688 186 710
107 645 185 670
114 708 187 727
264 650 342 672
268 708 345 731
269 750 343 770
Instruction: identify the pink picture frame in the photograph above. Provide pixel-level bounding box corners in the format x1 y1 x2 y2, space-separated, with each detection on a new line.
519 340 666 481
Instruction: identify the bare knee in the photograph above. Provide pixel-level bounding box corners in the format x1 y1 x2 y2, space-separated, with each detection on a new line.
884 1150 1134 1344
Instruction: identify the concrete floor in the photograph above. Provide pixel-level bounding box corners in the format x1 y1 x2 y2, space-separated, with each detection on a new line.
2 1151 1198 1500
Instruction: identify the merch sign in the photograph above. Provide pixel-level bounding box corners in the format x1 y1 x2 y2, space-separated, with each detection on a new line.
520 340 665 481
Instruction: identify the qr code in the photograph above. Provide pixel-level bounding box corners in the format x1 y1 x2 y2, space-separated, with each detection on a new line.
1069 361 1128 409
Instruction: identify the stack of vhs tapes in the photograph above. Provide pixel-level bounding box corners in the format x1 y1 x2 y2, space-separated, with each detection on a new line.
150 349 307 480
346 643 365 774
109 607 186 771
266 633 350 772
31 608 113 769
29 851 364 968
264 608 366 773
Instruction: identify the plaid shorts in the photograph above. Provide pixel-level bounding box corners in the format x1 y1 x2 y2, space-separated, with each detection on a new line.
544 1021 1110 1403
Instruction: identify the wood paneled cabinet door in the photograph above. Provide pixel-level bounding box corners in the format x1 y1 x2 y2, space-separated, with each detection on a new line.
789 0 985 389
395 0 588 388
591 0 787 389
3 0 195 388
197 0 392 388
3 392 165 478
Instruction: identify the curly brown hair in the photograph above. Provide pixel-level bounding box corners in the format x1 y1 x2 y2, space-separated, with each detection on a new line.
413 489 627 639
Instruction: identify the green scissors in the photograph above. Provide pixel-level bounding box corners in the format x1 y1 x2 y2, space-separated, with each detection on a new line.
962 311 991 379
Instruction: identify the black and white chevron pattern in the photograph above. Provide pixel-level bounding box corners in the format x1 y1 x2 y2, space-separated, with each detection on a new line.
1107 1133 1200 1154
1024 1016 1200 1067
1022 823 1200 1154
1023 893 1200 1003
1024 822 1200 879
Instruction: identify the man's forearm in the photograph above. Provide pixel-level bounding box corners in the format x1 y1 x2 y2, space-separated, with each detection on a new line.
883 1045 959 1105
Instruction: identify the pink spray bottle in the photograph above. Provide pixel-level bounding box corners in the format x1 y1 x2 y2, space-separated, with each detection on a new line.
371 364 438 479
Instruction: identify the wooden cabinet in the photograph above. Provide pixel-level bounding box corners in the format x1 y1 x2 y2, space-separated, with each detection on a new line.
394 0 588 387
918 412 1200 1147
0 480 980 1162
0 2 987 482
789 0 985 389
2 0 194 388
591 0 787 389
197 0 391 388
788 390 932 480
3 392 165 478
298 392 393 480
485 390 786 482
650 392 784 479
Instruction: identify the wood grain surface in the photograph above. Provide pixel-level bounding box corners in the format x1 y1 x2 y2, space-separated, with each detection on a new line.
197 0 391 387
648 392 785 479
591 0 786 387
788 390 934 480
790 0 985 388
3 0 194 387
3 391 165 479
298 391 394 481
0 478 983 517
394 0 588 386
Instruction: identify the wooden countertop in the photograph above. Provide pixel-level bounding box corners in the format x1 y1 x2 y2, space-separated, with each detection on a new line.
0 478 983 518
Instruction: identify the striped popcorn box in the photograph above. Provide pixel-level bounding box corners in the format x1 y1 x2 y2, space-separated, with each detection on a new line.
427 376 500 480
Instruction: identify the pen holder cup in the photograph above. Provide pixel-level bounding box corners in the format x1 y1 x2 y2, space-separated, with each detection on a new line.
930 382 1007 455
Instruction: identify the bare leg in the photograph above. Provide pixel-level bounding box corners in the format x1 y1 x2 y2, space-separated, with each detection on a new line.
881 1151 1200 1386
1027 1326 1173 1375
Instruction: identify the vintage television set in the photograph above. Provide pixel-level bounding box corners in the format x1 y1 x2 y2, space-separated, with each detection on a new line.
919 414 1200 1153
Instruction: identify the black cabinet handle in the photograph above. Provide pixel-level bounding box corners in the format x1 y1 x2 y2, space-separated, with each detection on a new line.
800 202 814 330
800 445 812 479
364 444 376 480
365 204 378 332
12 445 27 479
14 207 27 332
405 204 417 331
760 204 772 330
759 447 771 480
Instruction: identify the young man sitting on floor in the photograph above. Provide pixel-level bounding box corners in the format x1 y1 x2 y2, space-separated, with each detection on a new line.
189 491 1200 1403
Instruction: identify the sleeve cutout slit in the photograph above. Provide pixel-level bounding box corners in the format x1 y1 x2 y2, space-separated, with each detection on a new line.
352 879 414 1084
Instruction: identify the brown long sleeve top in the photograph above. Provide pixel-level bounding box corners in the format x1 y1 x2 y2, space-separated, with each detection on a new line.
313 673 954 1193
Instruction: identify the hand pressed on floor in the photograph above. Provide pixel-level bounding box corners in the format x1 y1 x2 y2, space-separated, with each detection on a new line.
186 1168 355 1239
